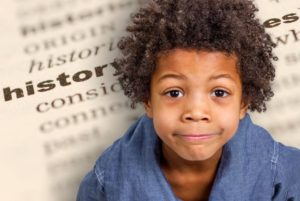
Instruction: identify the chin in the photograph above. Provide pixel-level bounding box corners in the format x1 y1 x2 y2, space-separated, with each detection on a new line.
179 151 217 162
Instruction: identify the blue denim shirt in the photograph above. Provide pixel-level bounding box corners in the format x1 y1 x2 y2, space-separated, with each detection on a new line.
77 114 300 201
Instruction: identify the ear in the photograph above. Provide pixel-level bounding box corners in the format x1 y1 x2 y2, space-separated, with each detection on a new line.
144 100 153 118
239 101 248 119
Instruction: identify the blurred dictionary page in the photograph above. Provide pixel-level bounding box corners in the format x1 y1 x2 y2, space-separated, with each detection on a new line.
0 0 143 201
252 0 300 147
0 0 299 201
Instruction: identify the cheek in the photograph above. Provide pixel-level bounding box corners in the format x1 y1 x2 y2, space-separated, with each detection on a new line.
215 109 240 136
214 102 241 127
153 113 172 135
152 106 179 139
152 98 180 121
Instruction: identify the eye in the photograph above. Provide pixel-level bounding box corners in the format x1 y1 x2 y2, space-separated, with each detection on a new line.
212 89 229 97
165 90 183 98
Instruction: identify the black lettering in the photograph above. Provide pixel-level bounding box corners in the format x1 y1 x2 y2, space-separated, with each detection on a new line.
72 70 93 82
44 38 58 50
263 18 281 28
60 35 68 46
67 93 84 105
37 80 56 92
71 31 85 42
94 45 101 56
3 87 24 101
109 38 117 51
282 13 299 24
72 112 89 124
24 43 40 54
51 98 66 109
290 29 300 42
56 54 67 66
69 50 77 62
55 117 70 129
29 59 44 73
94 65 107 77
50 19 63 28
47 55 55 68
57 73 72 86
40 122 53 133
78 49 92 59
20 23 45 37
110 61 121 76
274 34 289 46
25 81 35 95
110 102 122 113
99 83 108 96
36 102 50 113
86 89 98 100
90 107 107 119
111 82 122 92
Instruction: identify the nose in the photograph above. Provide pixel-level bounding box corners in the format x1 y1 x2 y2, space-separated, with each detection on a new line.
181 94 211 123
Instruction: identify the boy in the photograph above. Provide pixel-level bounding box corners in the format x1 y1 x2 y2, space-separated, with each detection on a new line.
77 0 300 200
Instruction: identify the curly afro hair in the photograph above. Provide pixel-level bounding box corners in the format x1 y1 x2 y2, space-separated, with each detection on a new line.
115 0 276 112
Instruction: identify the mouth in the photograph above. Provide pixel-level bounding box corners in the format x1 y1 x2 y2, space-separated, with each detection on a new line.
174 132 221 142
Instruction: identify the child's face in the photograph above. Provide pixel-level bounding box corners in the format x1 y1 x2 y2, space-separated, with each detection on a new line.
144 48 247 162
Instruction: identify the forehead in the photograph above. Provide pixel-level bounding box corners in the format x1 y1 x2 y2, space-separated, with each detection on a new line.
154 48 239 79
157 48 237 67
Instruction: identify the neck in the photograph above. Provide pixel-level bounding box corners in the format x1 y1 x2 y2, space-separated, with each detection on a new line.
160 143 222 201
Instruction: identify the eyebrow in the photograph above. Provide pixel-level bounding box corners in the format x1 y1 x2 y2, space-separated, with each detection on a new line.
209 74 235 82
157 73 235 83
157 73 187 83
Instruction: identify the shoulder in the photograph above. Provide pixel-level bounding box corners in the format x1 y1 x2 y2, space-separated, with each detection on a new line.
96 113 156 165
243 115 300 183
250 121 300 198
77 115 152 201
94 113 156 178
271 142 300 200
76 167 106 201
76 133 124 201
95 114 152 168
278 143 300 182
76 133 125 201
